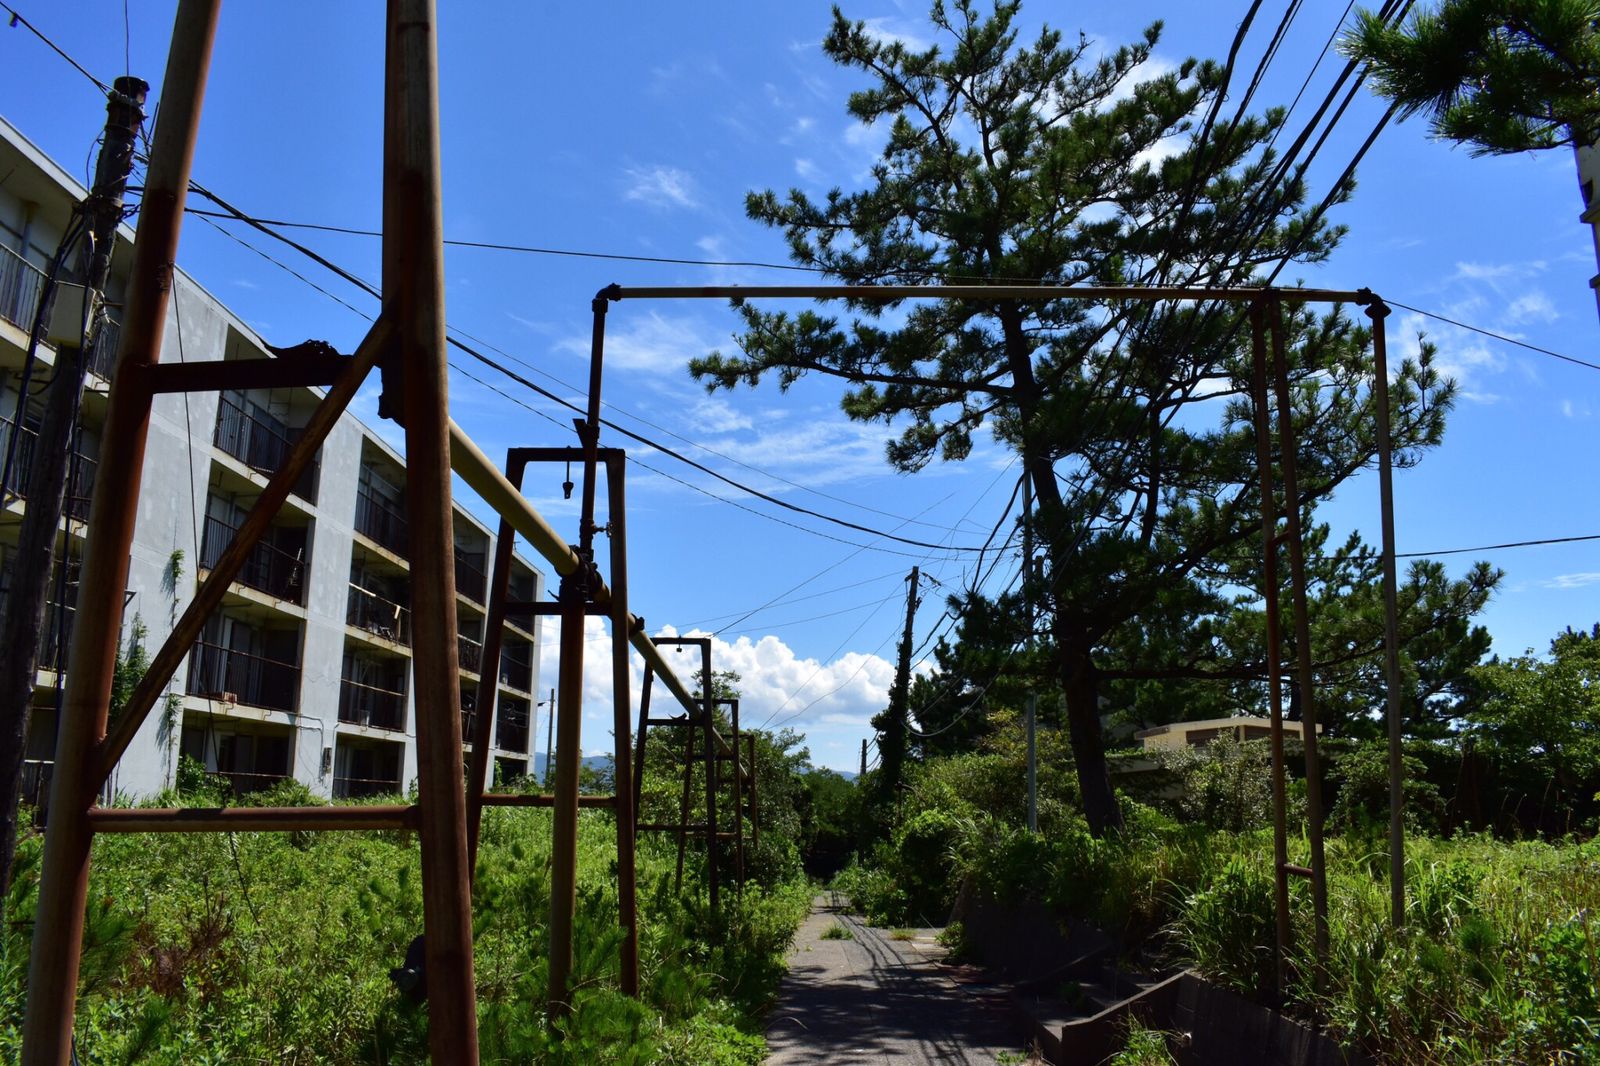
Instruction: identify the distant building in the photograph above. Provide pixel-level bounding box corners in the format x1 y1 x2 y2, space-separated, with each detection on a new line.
0 115 543 805
1135 716 1320 753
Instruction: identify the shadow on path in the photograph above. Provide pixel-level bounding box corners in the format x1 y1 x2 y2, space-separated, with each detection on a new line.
765 893 1026 1065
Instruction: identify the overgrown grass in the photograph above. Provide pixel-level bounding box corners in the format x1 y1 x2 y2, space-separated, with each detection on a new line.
0 800 809 1064
832 750 1600 1064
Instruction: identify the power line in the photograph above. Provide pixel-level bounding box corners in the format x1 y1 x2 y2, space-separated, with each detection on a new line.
183 183 991 554
1386 299 1600 374
0 2 110 94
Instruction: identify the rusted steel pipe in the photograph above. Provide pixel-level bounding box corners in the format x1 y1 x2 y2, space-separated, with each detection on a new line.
466 451 527 873
604 453 642 994
1249 302 1294 997
606 284 1373 304
448 421 718 727
22 4 220 1062
479 793 614 809
382 0 478 1057
1267 294 1331 985
88 805 420 833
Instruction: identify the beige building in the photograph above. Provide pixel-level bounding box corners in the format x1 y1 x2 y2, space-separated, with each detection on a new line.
1135 716 1321 752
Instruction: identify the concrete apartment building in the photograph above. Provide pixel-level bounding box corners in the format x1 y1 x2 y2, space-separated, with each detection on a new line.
0 115 544 805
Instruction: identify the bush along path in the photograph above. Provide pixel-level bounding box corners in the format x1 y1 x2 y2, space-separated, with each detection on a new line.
764 891 1025 1065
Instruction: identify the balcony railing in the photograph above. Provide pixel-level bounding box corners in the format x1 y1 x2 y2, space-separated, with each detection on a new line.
346 582 411 645
458 632 482 674
334 774 402 800
0 245 119 381
354 484 408 557
0 242 44 333
461 693 477 743
206 768 289 797
86 316 120 381
500 644 533 692
200 514 305 605
1 416 99 521
20 758 52 808
454 548 487 604
496 703 530 754
187 640 300 713
214 394 318 500
338 676 407 732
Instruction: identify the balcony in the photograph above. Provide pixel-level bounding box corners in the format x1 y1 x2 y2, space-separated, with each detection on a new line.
354 484 408 557
85 316 120 380
1 416 99 521
205 768 288 797
187 641 300 713
214 393 318 501
338 676 407 732
0 242 44 333
346 582 411 646
458 632 483 674
334 774 401 800
496 698 530 754
454 547 486 604
461 690 477 743
20 758 51 808
500 642 533 692
200 514 306 605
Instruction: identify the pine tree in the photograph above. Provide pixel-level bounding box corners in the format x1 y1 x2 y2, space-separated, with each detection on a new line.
692 0 1452 834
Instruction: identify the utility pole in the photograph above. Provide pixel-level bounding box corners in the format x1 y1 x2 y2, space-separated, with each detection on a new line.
1023 471 1037 834
0 76 147 899
542 686 555 786
860 738 867 779
23 3 216 1058
877 566 920 801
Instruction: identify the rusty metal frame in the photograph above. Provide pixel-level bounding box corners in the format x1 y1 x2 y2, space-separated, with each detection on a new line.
464 444 641 999
20 41 1409 1053
22 2 490 1061
594 283 1407 998
630 636 751 905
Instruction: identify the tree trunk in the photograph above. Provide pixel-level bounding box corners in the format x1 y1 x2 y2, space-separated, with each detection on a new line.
1055 630 1123 836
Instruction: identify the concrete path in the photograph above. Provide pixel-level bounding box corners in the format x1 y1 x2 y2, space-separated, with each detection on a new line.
765 893 1026 1065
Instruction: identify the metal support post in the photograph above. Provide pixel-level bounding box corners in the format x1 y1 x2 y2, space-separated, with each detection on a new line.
1023 471 1037 834
1367 299 1407 929
700 641 719 907
1249 302 1294 996
604 453 641 994
1266 294 1331 984
382 1 478 1056
467 453 529 871
21 5 219 1061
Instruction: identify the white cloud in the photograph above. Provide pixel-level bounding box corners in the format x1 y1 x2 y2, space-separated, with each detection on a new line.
1561 398 1593 419
1505 291 1558 326
622 164 699 210
555 311 716 374
794 157 824 183
1544 572 1600 590
536 618 898 756
859 17 934 52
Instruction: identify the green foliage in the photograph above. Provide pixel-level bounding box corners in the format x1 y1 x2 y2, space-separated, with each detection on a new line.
819 923 853 941
108 614 150 729
0 799 810 1063
1465 624 1600 831
1109 1016 1178 1066
697 0 1465 837
1329 739 1446 833
1344 0 1600 154
1150 737 1276 832
1177 857 1276 997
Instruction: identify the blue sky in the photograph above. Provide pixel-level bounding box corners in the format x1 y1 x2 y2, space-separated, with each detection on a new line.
4 2 1598 772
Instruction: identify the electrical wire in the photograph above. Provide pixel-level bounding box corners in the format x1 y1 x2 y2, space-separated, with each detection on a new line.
0 2 109 94
1385 300 1600 374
